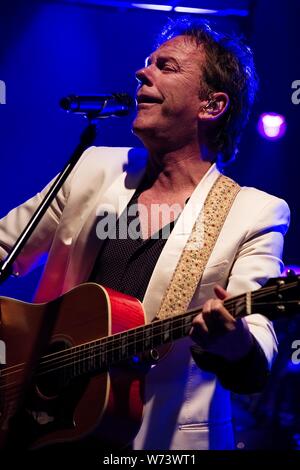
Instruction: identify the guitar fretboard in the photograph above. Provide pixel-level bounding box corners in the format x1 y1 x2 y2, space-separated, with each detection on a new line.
36 277 300 381
37 292 248 380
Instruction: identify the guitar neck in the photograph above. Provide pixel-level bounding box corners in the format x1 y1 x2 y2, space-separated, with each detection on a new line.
100 280 299 367
100 292 247 360
36 277 300 380
55 292 248 376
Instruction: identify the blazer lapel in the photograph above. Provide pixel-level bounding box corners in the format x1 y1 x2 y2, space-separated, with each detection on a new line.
142 164 221 322
62 154 146 292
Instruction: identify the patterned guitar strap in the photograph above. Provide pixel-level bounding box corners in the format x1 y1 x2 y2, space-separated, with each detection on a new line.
156 175 240 320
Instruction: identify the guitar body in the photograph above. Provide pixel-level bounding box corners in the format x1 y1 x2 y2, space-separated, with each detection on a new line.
1 275 298 450
0 283 145 450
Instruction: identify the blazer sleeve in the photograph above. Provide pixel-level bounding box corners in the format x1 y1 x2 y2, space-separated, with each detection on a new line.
227 195 290 368
192 195 290 393
0 146 96 277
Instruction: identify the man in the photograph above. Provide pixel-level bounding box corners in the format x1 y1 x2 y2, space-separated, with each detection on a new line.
0 19 290 450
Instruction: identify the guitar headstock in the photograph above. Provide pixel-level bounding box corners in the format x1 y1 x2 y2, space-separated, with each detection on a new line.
251 274 300 320
264 273 300 288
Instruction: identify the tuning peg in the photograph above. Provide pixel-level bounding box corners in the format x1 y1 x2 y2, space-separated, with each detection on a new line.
286 269 296 277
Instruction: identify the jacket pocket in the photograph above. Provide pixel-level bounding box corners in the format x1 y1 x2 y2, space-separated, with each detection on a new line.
178 419 232 431
176 420 234 450
178 422 209 431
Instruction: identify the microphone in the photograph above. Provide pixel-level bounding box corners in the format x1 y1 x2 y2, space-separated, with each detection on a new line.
59 93 133 118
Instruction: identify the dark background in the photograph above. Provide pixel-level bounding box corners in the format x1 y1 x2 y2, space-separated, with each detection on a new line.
0 0 300 450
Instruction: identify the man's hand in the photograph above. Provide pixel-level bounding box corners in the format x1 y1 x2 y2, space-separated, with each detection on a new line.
190 285 254 361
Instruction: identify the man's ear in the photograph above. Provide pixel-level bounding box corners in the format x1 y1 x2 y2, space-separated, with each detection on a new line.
198 92 229 121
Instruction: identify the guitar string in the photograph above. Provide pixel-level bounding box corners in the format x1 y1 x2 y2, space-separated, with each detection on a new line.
0 281 298 382
1 302 298 400
0 301 297 395
0 281 287 376
1 298 299 403
0 300 232 394
18 299 300 379
0 281 298 383
3 280 296 371
0 289 260 378
0 290 246 375
2 299 299 409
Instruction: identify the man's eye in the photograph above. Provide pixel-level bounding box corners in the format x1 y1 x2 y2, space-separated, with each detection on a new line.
161 64 176 72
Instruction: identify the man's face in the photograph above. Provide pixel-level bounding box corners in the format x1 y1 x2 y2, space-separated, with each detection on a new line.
132 35 206 149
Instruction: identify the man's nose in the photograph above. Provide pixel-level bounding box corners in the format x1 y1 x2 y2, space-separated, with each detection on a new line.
135 66 153 86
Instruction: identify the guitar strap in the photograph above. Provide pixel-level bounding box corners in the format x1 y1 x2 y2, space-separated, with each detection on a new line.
156 174 240 320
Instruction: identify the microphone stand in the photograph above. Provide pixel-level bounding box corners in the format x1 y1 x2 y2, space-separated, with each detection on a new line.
0 119 98 285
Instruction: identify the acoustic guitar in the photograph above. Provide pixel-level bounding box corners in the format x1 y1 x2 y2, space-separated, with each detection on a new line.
0 276 299 450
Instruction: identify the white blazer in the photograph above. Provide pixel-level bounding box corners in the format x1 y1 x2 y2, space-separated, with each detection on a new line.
0 146 290 450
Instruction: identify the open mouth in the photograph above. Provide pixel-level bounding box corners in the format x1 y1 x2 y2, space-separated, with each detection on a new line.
136 94 163 105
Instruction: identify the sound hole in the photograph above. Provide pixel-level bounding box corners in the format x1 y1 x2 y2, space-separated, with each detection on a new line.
35 340 72 399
